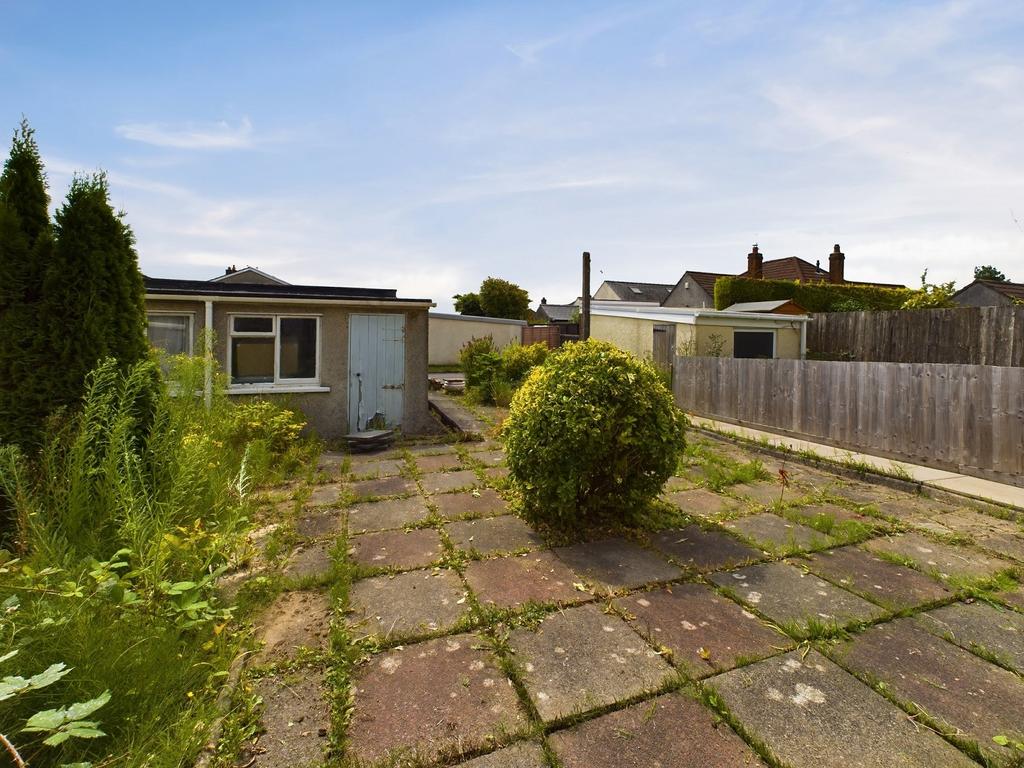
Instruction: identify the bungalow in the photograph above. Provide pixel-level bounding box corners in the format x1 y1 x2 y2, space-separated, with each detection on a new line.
535 297 581 324
590 303 810 363
951 279 1024 307
144 271 435 440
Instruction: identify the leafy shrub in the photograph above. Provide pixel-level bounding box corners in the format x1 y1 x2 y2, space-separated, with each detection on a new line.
460 338 549 405
900 270 956 309
500 342 548 385
226 399 305 454
502 340 685 528
459 336 501 391
714 277 914 312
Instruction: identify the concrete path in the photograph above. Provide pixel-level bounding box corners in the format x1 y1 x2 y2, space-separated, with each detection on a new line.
689 415 1024 510
237 432 1024 768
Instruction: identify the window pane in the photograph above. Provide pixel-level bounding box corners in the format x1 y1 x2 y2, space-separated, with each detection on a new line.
233 316 273 333
279 318 317 379
147 314 189 355
231 338 274 383
733 331 774 359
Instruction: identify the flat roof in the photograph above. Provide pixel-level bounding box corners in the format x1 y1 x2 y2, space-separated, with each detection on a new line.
429 312 526 326
591 305 810 324
144 276 432 305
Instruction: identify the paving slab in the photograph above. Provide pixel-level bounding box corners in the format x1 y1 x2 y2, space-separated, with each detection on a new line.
416 453 466 473
787 502 886 531
347 496 431 534
464 552 583 608
256 590 333 663
254 673 331 767
616 583 789 678
829 483 900 506
663 488 735 518
453 742 547 767
446 516 543 555
306 483 342 507
800 546 952 611
733 482 785 506
405 442 460 456
999 583 1024 612
421 469 481 494
664 475 697 491
832 617 1024 763
433 489 509 519
348 633 527 765
553 538 681 591
707 650 977 768
294 508 344 540
508 603 675 722
348 458 406 479
862 531 1014 583
283 540 333 580
548 692 763 767
349 475 418 499
484 466 510 484
347 568 469 640
349 528 443 570
649 525 761 571
468 449 506 467
723 513 834 553
710 561 886 632
916 600 1024 673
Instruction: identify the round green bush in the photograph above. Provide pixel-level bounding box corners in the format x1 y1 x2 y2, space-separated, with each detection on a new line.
502 339 685 527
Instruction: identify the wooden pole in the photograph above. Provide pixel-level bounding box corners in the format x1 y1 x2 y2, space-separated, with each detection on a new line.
581 251 591 340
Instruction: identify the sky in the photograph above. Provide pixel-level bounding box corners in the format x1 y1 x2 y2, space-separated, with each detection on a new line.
2 0 1022 311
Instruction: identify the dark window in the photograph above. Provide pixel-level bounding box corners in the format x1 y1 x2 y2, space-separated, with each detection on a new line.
279 318 317 379
231 337 275 383
733 331 774 359
233 316 274 333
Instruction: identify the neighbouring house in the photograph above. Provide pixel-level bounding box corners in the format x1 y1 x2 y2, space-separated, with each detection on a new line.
662 244 904 308
590 303 810 364
951 279 1024 307
428 312 527 366
144 271 435 439
593 279 674 304
535 296 581 324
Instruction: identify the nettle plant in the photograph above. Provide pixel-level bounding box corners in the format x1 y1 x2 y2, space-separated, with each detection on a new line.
502 340 685 529
0 650 110 767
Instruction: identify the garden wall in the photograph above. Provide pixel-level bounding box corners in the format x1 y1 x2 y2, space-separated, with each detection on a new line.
428 312 526 365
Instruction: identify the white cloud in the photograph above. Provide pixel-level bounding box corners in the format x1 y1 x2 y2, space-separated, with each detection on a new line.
114 117 256 149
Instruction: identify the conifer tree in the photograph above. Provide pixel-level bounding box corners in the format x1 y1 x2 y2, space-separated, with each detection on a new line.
42 173 148 412
0 119 52 447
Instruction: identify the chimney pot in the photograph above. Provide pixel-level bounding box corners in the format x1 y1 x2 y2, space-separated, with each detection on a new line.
747 244 763 280
828 244 845 284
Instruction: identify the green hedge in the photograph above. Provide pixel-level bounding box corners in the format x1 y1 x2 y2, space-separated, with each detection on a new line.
714 277 915 312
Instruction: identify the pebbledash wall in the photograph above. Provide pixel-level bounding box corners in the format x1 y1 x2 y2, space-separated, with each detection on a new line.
428 312 526 366
145 280 434 440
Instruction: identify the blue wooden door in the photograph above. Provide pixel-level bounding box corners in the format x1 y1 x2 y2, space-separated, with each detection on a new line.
348 313 405 431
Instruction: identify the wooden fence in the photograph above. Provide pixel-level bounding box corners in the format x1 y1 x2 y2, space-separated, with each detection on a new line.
674 357 1024 487
806 306 1024 366
522 324 579 348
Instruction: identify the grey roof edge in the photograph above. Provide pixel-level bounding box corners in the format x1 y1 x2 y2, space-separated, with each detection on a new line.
429 312 527 326
144 275 432 304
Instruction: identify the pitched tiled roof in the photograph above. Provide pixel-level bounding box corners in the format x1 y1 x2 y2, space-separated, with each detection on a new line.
739 257 904 288
981 280 1024 301
682 271 730 295
537 303 578 322
600 280 674 303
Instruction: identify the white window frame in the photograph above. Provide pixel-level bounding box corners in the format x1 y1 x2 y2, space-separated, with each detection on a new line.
732 328 776 359
146 311 195 356
228 313 323 389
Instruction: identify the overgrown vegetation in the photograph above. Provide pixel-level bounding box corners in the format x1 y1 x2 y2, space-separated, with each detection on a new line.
459 337 548 406
503 340 685 530
0 121 148 449
899 269 956 309
713 276 915 313
0 352 316 766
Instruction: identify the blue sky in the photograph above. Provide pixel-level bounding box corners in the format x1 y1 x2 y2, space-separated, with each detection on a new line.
3 1 1022 310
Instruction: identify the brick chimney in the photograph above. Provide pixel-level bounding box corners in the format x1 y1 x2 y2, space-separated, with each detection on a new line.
828 244 845 284
747 244 763 279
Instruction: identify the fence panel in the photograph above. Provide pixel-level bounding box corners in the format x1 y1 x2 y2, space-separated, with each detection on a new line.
807 306 1024 366
673 356 1024 487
